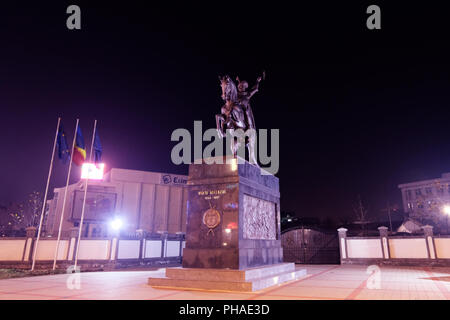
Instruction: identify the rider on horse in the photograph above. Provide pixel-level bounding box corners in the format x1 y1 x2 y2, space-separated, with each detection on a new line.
236 71 264 130
216 73 264 163
217 72 264 137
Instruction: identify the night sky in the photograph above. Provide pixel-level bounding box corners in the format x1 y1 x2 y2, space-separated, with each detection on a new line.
2 2 450 222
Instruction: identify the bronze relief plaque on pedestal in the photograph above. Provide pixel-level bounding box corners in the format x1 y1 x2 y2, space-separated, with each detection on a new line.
243 194 277 240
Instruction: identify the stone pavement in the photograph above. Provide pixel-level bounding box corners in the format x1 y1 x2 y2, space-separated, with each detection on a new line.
0 264 449 300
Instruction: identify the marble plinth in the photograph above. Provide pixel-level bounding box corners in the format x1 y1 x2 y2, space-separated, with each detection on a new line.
182 156 282 270
148 263 306 292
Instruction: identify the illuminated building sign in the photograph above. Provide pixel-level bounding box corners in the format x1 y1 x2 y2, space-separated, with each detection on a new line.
81 163 105 180
161 174 187 185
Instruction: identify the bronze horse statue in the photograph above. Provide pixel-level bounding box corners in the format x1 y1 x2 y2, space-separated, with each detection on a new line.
216 75 259 164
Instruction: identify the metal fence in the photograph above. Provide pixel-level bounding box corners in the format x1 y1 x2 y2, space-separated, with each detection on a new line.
281 227 340 264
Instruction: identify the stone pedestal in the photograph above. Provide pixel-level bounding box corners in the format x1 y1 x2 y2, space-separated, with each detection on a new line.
148 263 306 292
148 157 306 291
182 157 282 269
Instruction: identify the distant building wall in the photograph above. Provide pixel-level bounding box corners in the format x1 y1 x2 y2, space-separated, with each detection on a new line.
398 172 450 216
0 240 27 260
338 226 450 266
434 238 450 259
347 239 383 259
388 238 428 259
44 168 188 237
0 227 185 270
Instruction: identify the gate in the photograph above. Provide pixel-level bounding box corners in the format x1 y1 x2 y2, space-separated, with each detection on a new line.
281 227 340 264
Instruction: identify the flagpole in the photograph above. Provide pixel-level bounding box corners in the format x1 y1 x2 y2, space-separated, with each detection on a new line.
74 119 97 270
31 117 61 271
52 119 79 270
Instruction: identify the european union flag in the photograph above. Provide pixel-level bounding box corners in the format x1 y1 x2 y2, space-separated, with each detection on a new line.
93 130 102 163
56 124 70 164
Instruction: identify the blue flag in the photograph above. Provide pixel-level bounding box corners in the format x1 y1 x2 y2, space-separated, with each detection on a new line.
56 124 70 164
93 130 102 163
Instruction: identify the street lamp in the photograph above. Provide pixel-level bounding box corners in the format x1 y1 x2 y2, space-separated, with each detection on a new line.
110 218 123 233
443 205 450 215
442 205 450 234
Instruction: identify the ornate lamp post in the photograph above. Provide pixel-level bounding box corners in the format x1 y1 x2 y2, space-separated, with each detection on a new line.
442 205 450 234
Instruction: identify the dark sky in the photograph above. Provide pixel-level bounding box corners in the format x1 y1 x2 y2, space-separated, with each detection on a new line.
2 2 450 222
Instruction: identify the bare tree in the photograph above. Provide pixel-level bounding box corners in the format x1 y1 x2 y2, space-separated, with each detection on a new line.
381 201 400 233
0 192 43 236
23 191 42 228
353 195 370 236
0 202 24 236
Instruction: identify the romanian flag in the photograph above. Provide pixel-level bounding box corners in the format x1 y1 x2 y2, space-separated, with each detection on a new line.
72 126 86 166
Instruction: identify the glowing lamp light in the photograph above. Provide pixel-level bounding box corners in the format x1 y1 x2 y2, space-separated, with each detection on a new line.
226 222 238 229
110 218 123 231
230 158 237 171
225 228 231 234
443 205 450 215
81 163 105 180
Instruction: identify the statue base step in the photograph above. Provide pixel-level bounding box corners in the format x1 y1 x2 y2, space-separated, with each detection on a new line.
148 263 306 292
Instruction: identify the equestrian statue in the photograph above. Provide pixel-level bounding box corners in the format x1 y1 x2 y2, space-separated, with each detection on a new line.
216 72 265 164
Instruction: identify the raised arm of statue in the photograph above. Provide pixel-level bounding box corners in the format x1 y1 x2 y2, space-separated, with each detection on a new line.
248 73 264 98
248 84 259 98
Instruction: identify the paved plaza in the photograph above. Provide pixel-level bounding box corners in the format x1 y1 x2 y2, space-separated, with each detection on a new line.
0 264 449 300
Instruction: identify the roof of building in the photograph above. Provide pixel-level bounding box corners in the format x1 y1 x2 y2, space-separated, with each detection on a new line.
397 218 423 233
52 168 188 194
398 172 450 189
103 168 187 185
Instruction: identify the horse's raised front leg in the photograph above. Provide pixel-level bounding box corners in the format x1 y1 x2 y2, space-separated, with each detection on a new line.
215 114 225 139
247 133 259 166
232 135 241 158
227 128 237 158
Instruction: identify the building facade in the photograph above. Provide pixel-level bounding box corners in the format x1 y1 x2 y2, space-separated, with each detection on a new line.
398 172 450 216
44 168 188 237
